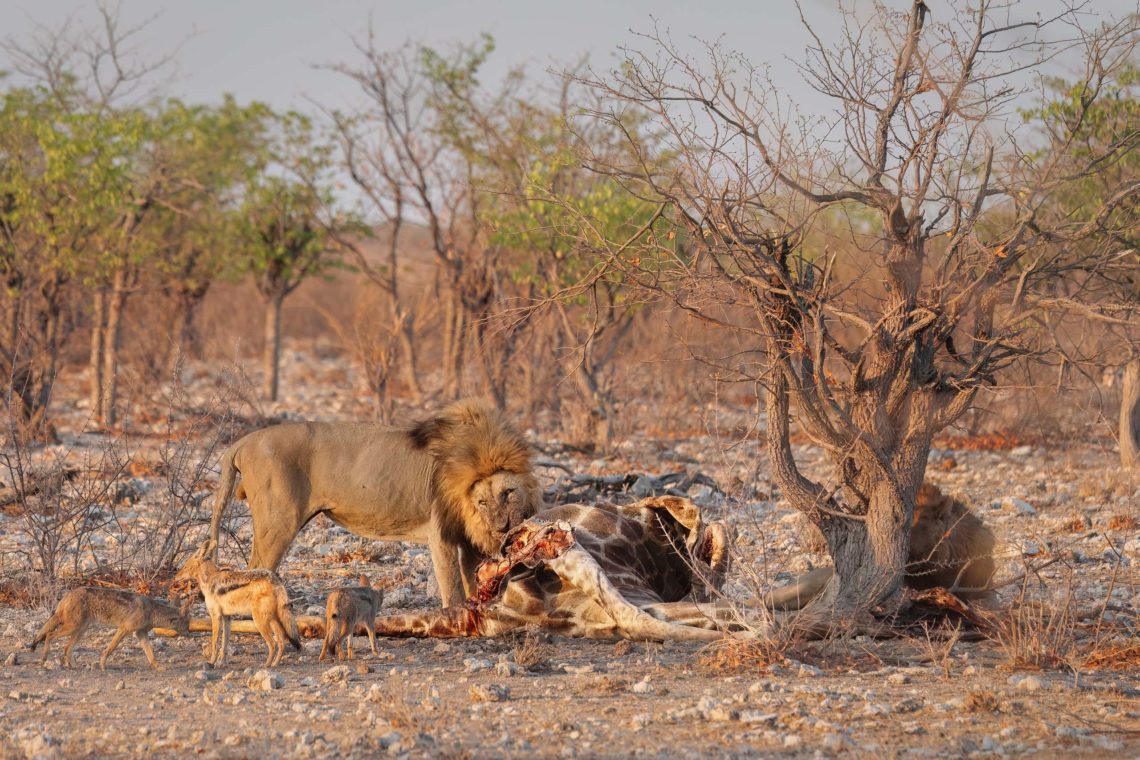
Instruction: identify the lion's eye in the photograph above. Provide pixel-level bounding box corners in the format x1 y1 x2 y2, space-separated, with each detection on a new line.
478 499 489 508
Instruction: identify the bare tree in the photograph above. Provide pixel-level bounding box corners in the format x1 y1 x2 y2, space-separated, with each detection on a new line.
573 1 1140 617
324 35 537 405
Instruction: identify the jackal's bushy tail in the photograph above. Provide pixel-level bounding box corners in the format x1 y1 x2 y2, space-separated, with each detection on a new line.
27 613 60 651
277 587 302 651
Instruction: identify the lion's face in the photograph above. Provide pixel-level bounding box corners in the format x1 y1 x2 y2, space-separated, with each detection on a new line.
469 470 538 543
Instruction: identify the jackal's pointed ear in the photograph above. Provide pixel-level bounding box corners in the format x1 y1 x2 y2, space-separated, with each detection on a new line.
358 575 370 588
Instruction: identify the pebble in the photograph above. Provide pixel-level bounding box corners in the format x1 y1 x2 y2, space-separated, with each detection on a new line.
561 663 596 675
1001 496 1037 516
740 711 778 725
630 676 654 695
247 670 283 691
822 733 846 751
887 672 910 685
469 683 510 702
495 657 526 677
463 658 493 673
319 665 351 685
1017 675 1043 692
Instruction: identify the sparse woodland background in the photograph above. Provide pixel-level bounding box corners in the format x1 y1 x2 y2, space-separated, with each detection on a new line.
2 2 1139 611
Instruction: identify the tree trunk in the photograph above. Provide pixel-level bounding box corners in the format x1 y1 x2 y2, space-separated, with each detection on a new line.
822 480 912 615
395 304 422 402
572 362 613 453
1120 356 1140 469
442 290 466 400
28 300 63 439
101 268 132 428
262 292 285 402
168 287 207 377
472 317 508 410
88 288 107 424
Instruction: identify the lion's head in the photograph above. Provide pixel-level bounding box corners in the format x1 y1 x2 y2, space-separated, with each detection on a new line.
408 399 543 555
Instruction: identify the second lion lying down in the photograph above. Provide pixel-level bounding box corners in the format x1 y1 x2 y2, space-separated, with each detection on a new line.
373 485 996 641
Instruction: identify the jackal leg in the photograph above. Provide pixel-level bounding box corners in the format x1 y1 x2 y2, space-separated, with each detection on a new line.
61 620 90 668
252 612 276 668
136 632 159 669
206 611 222 665
218 616 232 666
365 621 379 655
99 626 131 670
269 617 288 667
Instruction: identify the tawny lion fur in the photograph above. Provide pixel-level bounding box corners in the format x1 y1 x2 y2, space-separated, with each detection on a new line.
208 399 543 607
769 482 997 610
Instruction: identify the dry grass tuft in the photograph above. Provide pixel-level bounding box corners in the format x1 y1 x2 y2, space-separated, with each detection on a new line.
1107 513 1139 531
992 597 1079 671
1082 642 1140 670
1059 514 1090 533
698 639 782 673
964 689 1001 713
697 629 808 674
329 544 393 564
933 430 1037 451
506 626 552 670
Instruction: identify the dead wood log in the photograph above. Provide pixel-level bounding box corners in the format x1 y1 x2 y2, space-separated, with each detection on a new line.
542 469 724 505
0 468 80 509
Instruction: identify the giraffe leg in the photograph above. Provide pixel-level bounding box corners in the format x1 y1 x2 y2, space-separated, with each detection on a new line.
545 546 725 641
373 606 523 638
640 601 771 634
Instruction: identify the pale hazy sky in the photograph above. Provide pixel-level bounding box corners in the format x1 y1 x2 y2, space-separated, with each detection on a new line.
3 0 842 109
6 0 1136 117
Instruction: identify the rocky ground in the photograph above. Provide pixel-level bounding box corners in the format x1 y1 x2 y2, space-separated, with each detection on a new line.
0 347 1136 758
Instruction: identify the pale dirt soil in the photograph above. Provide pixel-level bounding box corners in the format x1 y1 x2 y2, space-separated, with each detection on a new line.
0 346 1136 758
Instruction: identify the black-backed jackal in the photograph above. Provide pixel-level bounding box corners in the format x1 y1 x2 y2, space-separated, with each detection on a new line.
27 587 191 670
318 575 383 661
176 540 301 667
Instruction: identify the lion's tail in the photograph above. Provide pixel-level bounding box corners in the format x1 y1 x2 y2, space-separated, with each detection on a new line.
762 567 835 611
208 444 242 561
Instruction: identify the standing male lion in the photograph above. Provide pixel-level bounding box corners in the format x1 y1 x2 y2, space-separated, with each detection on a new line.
207 399 543 607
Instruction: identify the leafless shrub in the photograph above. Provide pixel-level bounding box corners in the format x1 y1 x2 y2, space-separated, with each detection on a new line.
991 574 1080 671
915 622 962 679
0 423 126 581
506 626 553 670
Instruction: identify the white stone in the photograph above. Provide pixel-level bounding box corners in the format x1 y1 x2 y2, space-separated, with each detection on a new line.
1002 496 1037 515
1017 675 1043 692
247 670 283 691
630 675 654 695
